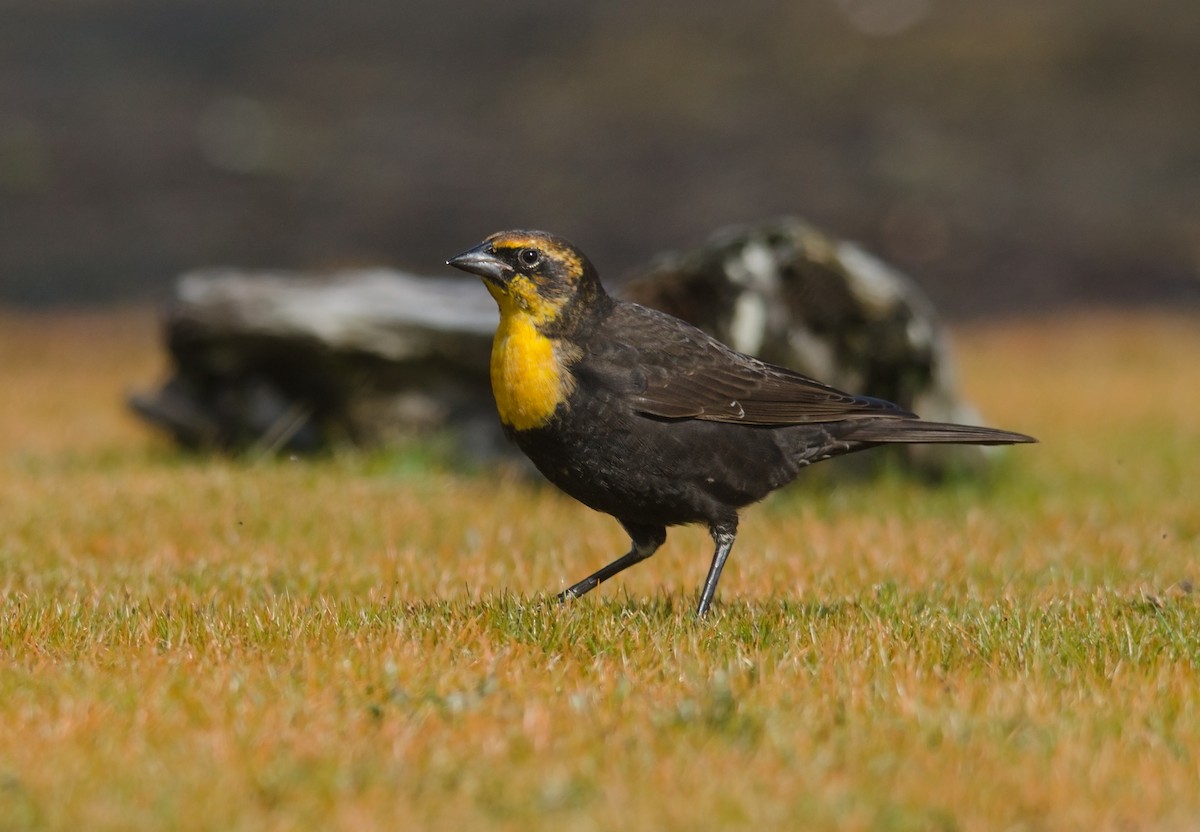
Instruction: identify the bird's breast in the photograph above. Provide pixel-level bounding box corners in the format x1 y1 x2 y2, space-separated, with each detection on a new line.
490 311 576 431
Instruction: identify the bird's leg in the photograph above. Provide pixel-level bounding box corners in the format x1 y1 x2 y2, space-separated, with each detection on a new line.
556 522 666 604
696 520 738 618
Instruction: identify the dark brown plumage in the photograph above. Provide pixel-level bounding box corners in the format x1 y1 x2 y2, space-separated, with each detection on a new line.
448 230 1035 617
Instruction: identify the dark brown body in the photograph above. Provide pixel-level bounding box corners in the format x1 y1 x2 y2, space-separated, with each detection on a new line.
448 230 1035 617
514 297 1021 532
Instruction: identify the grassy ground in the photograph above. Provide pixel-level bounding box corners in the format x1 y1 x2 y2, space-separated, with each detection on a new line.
1 307 1197 831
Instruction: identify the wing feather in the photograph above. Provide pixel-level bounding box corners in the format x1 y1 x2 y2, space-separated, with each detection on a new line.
579 302 914 425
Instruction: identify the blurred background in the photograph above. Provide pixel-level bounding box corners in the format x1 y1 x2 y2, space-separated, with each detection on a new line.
1 0 1198 316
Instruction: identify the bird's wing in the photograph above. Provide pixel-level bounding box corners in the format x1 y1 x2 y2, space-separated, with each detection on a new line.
579 302 914 426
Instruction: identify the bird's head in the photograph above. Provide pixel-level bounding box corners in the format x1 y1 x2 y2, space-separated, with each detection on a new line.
447 230 606 328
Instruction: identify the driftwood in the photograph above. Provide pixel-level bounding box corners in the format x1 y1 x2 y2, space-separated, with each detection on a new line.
130 218 999 472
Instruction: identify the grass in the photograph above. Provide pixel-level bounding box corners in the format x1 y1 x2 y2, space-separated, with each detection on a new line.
1 306 1198 831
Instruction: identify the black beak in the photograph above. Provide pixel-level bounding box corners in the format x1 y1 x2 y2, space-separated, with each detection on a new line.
446 243 513 284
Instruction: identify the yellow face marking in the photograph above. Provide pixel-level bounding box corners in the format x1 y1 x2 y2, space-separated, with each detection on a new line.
475 232 586 430
483 270 563 322
486 233 584 283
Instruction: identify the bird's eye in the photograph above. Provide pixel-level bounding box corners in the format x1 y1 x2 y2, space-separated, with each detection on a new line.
518 248 541 268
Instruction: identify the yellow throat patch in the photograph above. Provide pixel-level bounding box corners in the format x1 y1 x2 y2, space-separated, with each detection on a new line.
486 280 576 431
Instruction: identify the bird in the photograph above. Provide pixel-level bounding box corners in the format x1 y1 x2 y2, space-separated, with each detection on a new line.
447 230 1035 618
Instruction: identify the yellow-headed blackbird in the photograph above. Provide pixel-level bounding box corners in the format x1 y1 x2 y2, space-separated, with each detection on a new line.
448 230 1035 617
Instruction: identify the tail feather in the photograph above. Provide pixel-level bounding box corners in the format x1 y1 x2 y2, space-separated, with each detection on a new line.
843 418 1036 446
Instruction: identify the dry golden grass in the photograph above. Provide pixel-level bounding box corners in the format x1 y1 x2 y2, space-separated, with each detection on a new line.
1 306 1197 831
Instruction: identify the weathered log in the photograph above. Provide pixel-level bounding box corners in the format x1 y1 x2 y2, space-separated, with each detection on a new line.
130 269 504 456
130 218 1000 472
